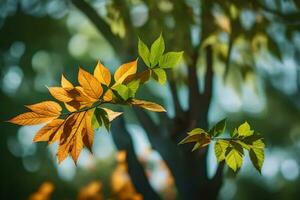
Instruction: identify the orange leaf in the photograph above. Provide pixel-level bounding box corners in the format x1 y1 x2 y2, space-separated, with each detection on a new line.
25 101 62 117
93 61 111 86
103 89 113 102
61 74 74 88
33 119 64 143
130 99 166 112
82 109 94 152
48 87 73 102
57 112 86 163
8 112 58 125
78 67 103 100
114 59 137 84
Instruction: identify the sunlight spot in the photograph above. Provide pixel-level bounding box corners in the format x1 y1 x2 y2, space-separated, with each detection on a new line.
280 159 299 181
2 66 23 95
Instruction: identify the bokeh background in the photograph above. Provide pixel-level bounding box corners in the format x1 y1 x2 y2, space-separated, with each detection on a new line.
1 0 300 199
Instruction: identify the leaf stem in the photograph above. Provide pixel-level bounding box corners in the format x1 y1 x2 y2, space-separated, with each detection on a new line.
60 100 103 118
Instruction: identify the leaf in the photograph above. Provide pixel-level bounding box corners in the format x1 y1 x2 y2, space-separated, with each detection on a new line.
93 108 110 131
25 101 62 117
61 74 74 88
114 59 137 84
130 99 166 112
225 143 244 172
57 112 86 163
209 118 226 137
150 34 165 67
113 84 130 101
78 67 103 100
102 108 122 122
152 68 167 84
82 109 94 152
127 79 140 97
33 119 64 143
249 140 265 173
237 122 253 137
214 140 230 162
103 89 114 102
93 61 111 86
188 128 206 135
8 112 58 125
138 38 150 67
48 87 74 102
179 131 211 146
159 51 183 68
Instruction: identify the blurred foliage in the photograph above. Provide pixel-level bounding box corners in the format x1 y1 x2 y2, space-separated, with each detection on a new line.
1 0 300 199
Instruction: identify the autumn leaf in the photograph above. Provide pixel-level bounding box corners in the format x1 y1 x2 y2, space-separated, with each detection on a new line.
82 109 94 152
25 101 62 117
114 59 138 84
8 112 58 125
33 119 64 143
93 61 111 86
57 112 86 163
61 74 74 88
129 99 166 112
48 87 74 102
78 67 103 100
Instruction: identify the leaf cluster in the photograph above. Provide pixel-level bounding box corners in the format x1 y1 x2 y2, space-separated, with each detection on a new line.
8 35 182 164
180 120 265 173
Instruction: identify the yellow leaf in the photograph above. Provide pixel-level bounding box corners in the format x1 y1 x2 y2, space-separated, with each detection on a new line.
78 67 103 100
102 108 122 122
48 87 74 102
114 59 137 84
25 101 62 117
93 61 111 86
130 99 166 112
61 74 74 88
33 119 64 143
8 112 58 125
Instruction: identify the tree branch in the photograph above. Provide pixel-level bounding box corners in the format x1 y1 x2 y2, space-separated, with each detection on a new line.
70 0 122 52
111 116 161 200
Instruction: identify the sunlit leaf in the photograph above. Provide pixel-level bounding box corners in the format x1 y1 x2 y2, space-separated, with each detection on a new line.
214 140 230 162
114 59 137 84
78 67 103 100
225 142 244 172
130 98 166 112
150 34 165 67
93 61 111 86
138 38 150 67
152 68 167 84
159 51 183 68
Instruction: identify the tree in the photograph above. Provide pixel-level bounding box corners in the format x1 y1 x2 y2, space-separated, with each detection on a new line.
4 0 300 199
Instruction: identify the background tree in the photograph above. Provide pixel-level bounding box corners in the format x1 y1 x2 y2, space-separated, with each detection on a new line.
1 0 300 200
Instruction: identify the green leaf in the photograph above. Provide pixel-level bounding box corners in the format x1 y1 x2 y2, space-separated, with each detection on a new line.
179 130 211 150
92 112 102 129
114 84 130 100
237 122 254 137
188 128 206 135
249 139 265 173
150 34 165 67
138 38 150 67
152 68 167 84
94 108 111 131
214 140 230 162
127 79 140 97
225 142 244 172
209 118 226 137
159 51 183 68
